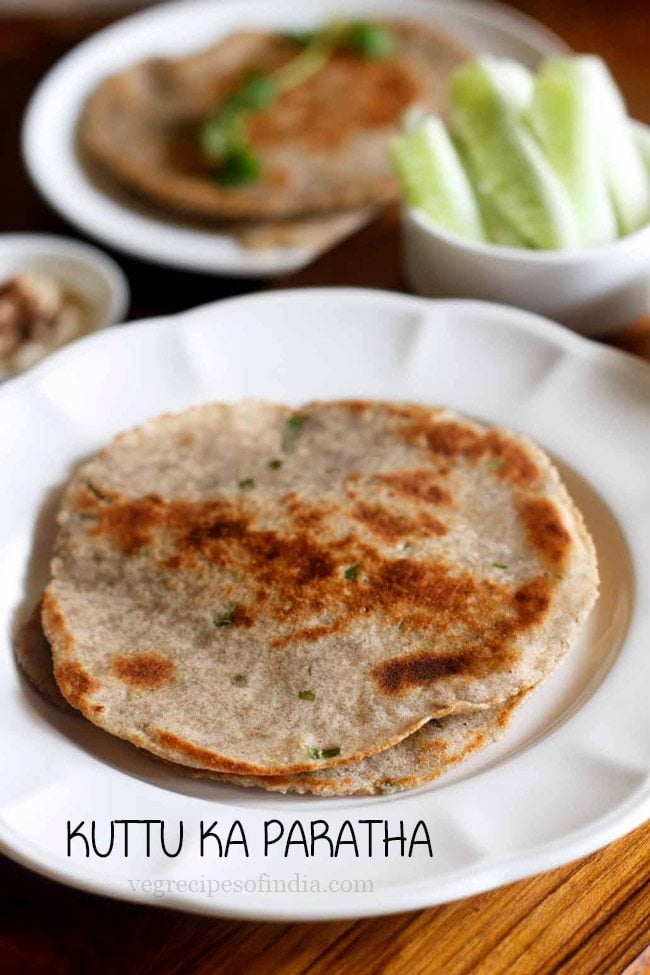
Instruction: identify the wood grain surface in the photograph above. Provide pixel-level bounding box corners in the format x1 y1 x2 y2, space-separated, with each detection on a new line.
1 3 649 973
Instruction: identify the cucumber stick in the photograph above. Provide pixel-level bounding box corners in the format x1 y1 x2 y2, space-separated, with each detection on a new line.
589 57 650 235
450 58 580 250
453 135 528 247
391 116 484 241
527 57 617 246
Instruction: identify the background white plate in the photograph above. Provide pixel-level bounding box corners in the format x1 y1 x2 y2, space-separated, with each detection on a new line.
22 0 569 278
1 289 649 920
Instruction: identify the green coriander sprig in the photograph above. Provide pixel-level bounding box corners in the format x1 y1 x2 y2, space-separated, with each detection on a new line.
201 21 396 186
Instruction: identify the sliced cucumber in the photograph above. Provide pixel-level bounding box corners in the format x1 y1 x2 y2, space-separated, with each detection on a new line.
453 135 527 247
450 58 579 250
487 57 534 114
391 116 484 241
634 123 650 173
527 57 617 247
588 57 650 235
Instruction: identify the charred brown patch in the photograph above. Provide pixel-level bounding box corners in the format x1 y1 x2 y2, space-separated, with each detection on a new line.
88 486 552 669
512 577 552 628
373 649 476 694
519 497 572 569
41 591 75 655
248 53 420 152
112 652 174 689
376 469 452 505
351 501 446 543
392 410 540 488
484 432 540 488
55 659 98 709
93 494 166 554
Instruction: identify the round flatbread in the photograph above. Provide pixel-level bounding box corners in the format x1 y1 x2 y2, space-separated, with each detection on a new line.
16 605 524 796
42 399 598 776
79 21 468 220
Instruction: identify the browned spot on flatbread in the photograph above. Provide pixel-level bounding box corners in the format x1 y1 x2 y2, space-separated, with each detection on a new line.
351 501 446 543
387 405 540 488
485 432 540 489
93 493 165 554
512 576 552 627
90 489 551 665
373 648 476 694
54 659 98 709
248 51 420 152
376 469 452 505
519 496 572 570
372 573 552 695
41 591 75 655
112 652 174 689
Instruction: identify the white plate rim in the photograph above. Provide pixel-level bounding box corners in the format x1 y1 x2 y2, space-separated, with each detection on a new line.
21 0 569 279
1 288 648 921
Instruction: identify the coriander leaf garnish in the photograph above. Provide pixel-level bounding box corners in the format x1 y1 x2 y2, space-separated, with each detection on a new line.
298 690 315 701
397 620 405 631
137 546 152 557
343 563 359 581
346 22 395 59
200 21 395 186
287 413 307 432
238 477 255 490
379 780 405 794
307 745 341 759
488 457 505 470
283 412 308 450
492 562 508 569
268 458 283 469
214 145 262 187
283 29 318 46
237 70 276 110
232 674 248 687
308 664 313 676
213 604 240 628
85 480 110 502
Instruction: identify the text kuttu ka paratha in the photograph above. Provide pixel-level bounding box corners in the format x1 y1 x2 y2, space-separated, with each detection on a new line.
42 400 598 776
16 604 526 796
79 21 468 220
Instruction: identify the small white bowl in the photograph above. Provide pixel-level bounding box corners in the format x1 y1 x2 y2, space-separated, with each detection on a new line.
0 233 129 335
402 135 650 337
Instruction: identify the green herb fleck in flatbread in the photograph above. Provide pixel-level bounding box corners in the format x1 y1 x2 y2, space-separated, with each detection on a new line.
307 745 341 759
298 690 315 701
213 605 240 628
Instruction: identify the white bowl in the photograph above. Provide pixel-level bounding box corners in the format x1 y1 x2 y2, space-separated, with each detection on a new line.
0 233 129 336
402 132 650 337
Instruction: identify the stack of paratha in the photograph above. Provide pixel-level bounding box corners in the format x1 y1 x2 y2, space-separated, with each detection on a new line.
78 20 469 251
18 400 598 795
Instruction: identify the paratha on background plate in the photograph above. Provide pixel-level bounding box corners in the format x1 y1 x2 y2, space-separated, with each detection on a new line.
16 605 527 796
80 20 468 221
41 400 598 778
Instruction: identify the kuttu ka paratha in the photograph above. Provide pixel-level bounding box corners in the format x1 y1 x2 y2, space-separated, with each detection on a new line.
79 21 469 220
16 606 525 796
42 400 598 776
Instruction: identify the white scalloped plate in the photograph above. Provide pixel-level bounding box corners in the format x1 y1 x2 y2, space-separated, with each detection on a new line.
22 0 568 278
1 289 648 920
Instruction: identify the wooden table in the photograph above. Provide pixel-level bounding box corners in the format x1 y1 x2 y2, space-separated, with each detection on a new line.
1 4 649 973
